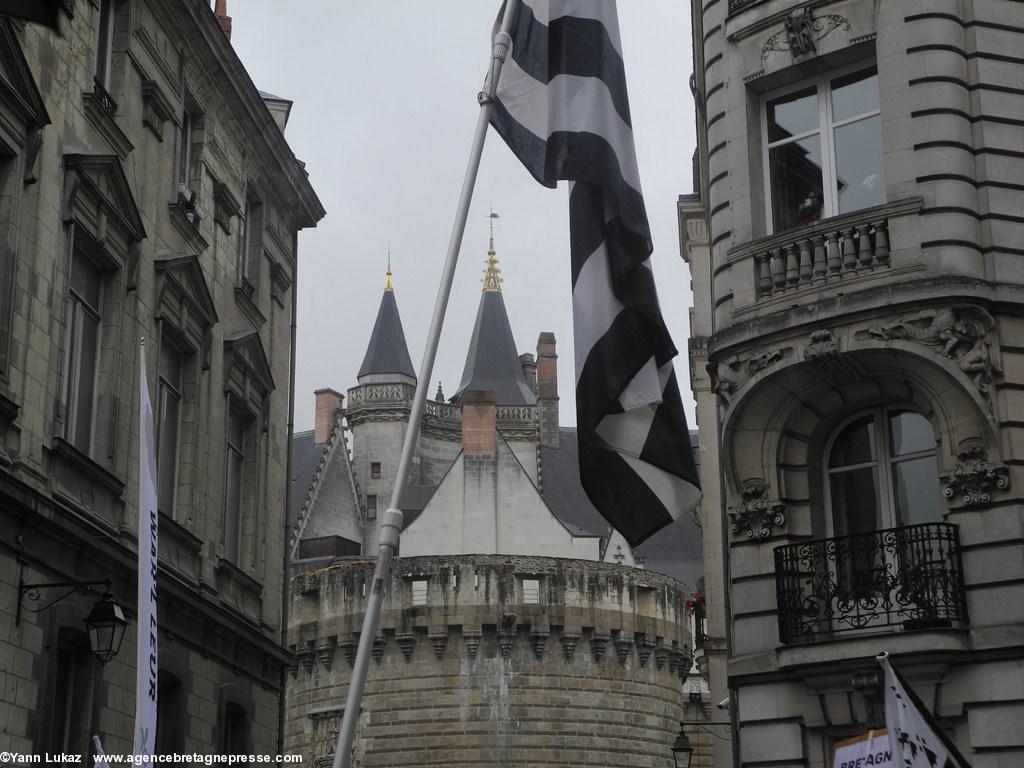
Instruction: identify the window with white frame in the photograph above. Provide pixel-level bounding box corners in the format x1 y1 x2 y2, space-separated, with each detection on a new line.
763 64 884 234
63 243 103 455
826 408 943 540
157 333 184 519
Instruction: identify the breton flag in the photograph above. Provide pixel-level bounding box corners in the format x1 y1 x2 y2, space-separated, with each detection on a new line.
488 0 701 544
134 341 159 757
879 654 971 768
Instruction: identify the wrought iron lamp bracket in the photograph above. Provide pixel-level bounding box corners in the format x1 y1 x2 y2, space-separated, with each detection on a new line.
16 577 112 625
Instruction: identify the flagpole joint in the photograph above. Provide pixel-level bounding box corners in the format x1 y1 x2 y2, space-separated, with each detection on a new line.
480 30 513 104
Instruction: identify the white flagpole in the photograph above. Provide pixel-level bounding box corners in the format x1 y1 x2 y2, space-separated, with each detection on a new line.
331 2 520 765
134 338 159 757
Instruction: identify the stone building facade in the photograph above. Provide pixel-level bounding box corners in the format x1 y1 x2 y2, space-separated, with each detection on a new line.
0 0 322 758
685 0 1024 766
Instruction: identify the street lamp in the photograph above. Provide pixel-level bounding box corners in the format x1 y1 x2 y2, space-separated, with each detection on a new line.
671 722 693 768
84 593 129 663
17 577 129 664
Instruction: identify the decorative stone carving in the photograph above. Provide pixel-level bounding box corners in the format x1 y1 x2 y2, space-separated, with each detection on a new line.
803 329 864 383
429 629 448 660
636 634 656 668
560 630 581 662
316 637 337 671
655 645 670 671
309 708 343 768
396 632 416 662
867 305 1000 403
729 479 785 540
530 629 549 661
463 629 482 661
709 348 785 403
941 438 1009 507
298 641 316 673
590 631 609 662
339 639 356 668
613 633 633 665
372 635 385 664
497 631 515 659
762 8 850 65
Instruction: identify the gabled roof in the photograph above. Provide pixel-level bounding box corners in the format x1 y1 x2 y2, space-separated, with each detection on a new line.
0 19 49 128
358 277 416 380
452 256 535 405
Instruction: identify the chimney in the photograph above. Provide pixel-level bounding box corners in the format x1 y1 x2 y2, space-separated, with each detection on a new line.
214 0 232 39
536 332 559 448
461 391 497 456
313 388 344 444
519 353 537 394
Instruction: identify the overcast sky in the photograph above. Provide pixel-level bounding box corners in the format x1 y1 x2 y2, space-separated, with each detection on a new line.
230 2 697 433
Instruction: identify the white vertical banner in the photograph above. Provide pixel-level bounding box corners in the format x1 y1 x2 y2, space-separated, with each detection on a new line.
134 340 159 757
880 654 969 768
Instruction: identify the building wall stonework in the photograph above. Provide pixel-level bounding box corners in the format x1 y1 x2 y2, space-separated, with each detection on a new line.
688 0 1024 765
286 555 691 768
0 0 322 758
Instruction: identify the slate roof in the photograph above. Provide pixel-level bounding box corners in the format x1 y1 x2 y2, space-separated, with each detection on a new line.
358 288 416 379
452 289 536 405
542 427 704 588
288 429 320 534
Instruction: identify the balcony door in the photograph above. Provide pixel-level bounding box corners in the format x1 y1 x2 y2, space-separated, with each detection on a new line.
823 408 946 630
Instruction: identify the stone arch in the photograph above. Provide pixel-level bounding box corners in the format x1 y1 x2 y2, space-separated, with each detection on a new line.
721 344 996 539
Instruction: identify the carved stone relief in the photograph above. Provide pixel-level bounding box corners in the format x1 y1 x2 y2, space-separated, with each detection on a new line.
940 438 1009 507
708 347 787 403
866 305 1000 406
762 8 851 65
728 479 785 540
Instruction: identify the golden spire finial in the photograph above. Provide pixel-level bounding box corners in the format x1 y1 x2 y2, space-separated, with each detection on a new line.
384 243 393 292
483 210 502 292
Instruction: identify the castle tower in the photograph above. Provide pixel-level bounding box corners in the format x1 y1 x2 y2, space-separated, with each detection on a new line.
347 267 417 552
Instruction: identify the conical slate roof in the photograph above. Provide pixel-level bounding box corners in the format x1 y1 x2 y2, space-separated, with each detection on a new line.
452 252 536 405
358 273 416 380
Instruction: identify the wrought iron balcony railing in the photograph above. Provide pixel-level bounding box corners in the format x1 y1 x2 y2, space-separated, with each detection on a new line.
774 523 968 644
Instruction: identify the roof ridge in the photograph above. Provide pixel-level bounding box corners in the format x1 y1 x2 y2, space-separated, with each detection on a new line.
289 410 351 557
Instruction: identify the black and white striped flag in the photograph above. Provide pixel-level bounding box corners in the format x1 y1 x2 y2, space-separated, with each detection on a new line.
489 0 701 545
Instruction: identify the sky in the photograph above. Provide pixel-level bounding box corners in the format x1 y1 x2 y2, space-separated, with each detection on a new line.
230 2 698 433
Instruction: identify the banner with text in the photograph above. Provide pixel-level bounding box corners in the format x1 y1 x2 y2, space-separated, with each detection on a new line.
832 730 894 768
133 343 159 757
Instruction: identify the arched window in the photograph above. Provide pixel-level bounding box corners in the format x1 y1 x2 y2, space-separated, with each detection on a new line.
826 408 943 538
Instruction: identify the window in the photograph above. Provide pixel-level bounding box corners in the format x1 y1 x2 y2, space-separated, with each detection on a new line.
238 192 263 289
157 335 184 518
178 107 194 187
522 578 540 605
763 65 883 233
220 702 249 754
826 408 943 539
155 671 184 755
63 243 103 455
370 461 381 479
45 629 95 760
410 579 428 607
224 409 249 563
94 0 116 88
366 494 377 521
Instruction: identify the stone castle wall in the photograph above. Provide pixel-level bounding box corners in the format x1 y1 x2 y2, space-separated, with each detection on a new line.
286 555 692 767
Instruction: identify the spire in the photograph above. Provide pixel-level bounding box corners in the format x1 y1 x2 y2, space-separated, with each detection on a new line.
357 270 416 381
384 244 393 292
453 221 535 406
483 209 502 292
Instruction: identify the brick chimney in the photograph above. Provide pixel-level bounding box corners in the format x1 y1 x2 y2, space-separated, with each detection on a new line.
214 0 232 39
313 388 344 444
536 332 559 448
461 391 497 456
